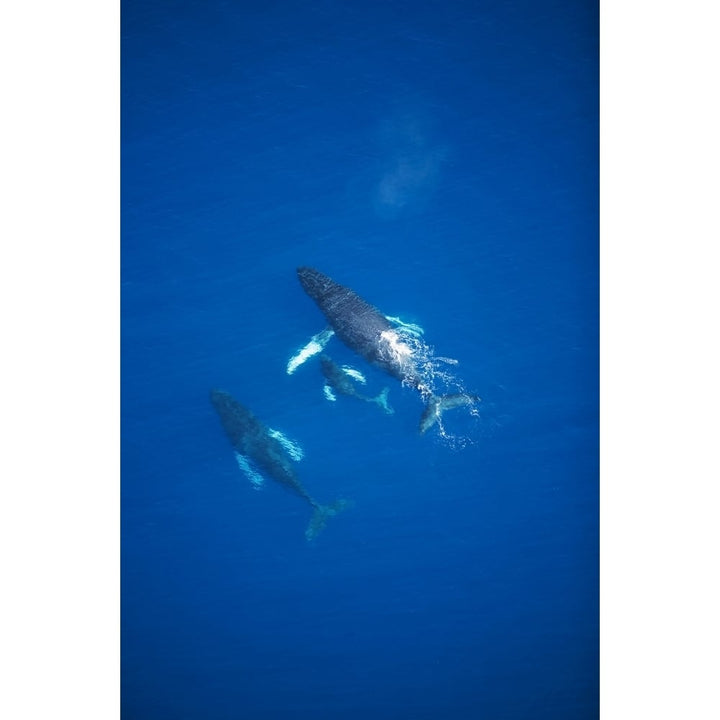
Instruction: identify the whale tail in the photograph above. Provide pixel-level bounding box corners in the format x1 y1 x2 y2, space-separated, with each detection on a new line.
419 393 481 434
306 498 352 541
373 387 394 415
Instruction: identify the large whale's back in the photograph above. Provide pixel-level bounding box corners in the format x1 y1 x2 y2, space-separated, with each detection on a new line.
297 267 393 366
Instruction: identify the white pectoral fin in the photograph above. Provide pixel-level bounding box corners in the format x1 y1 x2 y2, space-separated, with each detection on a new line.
234 452 264 489
268 428 305 461
385 314 425 337
341 366 366 384
286 328 335 374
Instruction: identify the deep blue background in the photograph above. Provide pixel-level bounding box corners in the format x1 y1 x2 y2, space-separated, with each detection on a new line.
122 1 598 718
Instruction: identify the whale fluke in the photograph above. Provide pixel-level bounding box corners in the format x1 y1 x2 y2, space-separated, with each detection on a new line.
373 387 394 415
306 499 352 541
419 393 481 434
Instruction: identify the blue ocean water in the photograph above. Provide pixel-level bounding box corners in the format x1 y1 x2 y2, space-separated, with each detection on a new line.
122 1 598 718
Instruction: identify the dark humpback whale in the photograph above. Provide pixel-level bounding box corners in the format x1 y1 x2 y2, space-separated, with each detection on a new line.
297 266 479 433
210 389 349 540
319 354 393 415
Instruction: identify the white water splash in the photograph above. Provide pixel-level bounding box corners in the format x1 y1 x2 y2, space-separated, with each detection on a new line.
383 326 481 448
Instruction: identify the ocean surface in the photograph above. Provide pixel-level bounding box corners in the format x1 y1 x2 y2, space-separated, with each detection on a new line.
121 1 599 718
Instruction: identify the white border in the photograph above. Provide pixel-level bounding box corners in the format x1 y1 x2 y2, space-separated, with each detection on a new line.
1 3 119 718
602 2 719 717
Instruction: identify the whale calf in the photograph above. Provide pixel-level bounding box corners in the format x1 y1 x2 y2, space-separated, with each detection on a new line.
320 354 394 414
297 266 479 433
210 389 349 540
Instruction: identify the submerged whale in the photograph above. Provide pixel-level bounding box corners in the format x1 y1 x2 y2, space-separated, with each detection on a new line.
297 266 479 433
319 354 393 415
210 389 349 540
